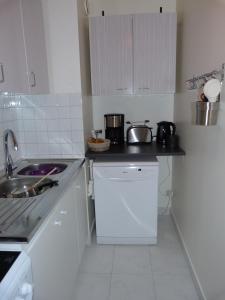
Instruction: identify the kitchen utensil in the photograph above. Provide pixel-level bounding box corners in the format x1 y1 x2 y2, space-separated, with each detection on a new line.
30 167 57 189
7 179 58 198
10 167 58 198
91 129 103 140
126 120 153 144
203 78 221 102
88 138 110 152
156 121 176 145
104 114 124 144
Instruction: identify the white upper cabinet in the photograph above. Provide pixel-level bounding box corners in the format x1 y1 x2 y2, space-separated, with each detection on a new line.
0 0 28 94
89 13 177 96
21 0 49 94
89 15 133 95
133 13 176 94
0 0 49 94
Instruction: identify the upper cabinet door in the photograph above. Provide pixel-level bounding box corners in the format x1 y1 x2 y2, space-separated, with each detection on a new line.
89 15 133 96
133 13 177 94
0 0 28 94
21 0 49 94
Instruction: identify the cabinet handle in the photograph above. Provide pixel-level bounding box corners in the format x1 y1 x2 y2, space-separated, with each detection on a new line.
116 88 128 91
54 220 62 226
0 63 5 83
60 210 67 215
138 87 150 90
75 185 81 189
30 72 36 87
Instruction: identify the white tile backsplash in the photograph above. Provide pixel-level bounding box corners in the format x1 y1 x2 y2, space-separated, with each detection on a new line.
0 93 85 169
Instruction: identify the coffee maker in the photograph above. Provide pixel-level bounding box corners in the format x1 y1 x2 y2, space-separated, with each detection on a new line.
104 114 124 144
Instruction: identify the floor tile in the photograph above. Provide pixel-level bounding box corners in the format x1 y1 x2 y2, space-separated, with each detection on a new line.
79 245 114 274
157 215 175 230
157 218 181 247
153 272 199 300
75 215 199 300
150 243 190 275
150 216 190 275
109 274 156 300
113 246 151 274
74 273 111 300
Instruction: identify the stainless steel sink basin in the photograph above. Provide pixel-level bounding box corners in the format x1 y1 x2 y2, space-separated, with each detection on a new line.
17 163 67 176
0 177 58 198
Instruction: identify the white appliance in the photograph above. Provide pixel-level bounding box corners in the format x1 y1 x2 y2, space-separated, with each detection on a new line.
93 159 159 244
0 251 33 300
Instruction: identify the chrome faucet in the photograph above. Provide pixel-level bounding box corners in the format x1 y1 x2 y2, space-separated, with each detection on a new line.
3 129 18 178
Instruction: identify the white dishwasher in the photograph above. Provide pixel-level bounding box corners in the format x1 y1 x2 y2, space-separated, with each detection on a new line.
93 158 159 244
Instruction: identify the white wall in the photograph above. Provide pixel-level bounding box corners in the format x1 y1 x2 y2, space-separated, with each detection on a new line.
173 1 225 299
92 95 174 210
76 0 93 150
88 0 176 15
92 95 174 136
41 0 93 147
41 0 82 94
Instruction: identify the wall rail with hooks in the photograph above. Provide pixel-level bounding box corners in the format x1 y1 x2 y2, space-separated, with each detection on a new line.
185 63 225 90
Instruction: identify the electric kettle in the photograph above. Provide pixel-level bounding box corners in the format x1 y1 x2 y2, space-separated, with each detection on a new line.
156 121 176 144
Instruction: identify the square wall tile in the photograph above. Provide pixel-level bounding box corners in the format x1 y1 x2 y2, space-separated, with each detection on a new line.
0 93 85 167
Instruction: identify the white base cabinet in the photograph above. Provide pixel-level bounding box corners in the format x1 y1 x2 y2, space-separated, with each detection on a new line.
28 165 88 300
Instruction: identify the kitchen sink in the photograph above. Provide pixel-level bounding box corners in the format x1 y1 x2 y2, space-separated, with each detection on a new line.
17 163 67 176
0 177 58 198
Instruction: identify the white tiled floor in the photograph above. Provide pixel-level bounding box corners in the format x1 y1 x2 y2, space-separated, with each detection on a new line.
74 215 200 300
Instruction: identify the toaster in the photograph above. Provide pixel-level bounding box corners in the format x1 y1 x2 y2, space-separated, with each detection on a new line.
126 120 153 144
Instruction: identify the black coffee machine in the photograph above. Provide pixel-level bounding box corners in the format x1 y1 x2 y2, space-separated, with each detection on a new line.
104 114 124 144
156 121 176 146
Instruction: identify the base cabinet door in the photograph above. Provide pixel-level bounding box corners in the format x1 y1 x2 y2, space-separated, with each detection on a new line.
29 167 88 300
29 185 78 300
29 209 69 300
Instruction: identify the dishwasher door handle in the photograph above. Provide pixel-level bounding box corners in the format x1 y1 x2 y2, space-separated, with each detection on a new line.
102 177 148 182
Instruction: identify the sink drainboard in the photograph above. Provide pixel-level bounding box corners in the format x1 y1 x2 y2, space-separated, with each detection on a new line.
0 197 38 233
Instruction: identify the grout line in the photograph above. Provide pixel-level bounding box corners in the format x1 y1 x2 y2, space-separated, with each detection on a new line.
149 247 158 300
107 245 115 300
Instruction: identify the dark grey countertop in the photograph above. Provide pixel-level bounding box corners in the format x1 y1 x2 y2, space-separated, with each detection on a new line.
85 142 185 159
